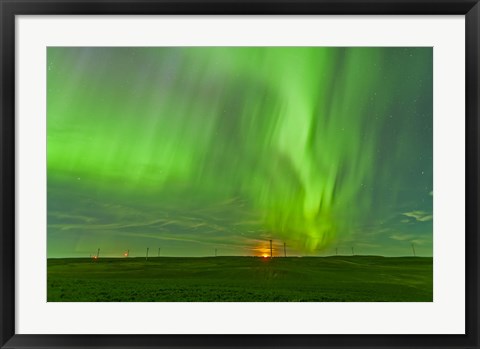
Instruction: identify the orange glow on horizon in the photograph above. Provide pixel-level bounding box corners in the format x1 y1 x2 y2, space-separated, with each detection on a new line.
254 243 273 258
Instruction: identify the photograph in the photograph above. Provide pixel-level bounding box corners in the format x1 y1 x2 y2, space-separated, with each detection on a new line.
2 0 478 346
46 46 433 302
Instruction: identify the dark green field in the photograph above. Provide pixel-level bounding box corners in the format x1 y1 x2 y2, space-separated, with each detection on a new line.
47 256 432 302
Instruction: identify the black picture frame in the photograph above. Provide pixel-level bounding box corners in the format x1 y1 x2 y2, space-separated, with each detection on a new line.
1 0 478 348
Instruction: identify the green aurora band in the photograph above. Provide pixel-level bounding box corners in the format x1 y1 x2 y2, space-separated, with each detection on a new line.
47 47 433 257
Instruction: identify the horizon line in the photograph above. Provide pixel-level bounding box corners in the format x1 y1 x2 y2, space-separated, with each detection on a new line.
47 254 432 259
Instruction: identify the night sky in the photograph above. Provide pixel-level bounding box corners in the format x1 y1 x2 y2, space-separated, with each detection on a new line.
47 47 433 258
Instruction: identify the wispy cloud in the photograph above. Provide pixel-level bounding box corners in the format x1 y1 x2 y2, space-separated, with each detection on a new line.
390 234 415 241
411 239 427 245
402 210 432 222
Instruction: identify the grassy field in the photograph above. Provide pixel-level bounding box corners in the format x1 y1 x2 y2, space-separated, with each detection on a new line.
47 256 432 302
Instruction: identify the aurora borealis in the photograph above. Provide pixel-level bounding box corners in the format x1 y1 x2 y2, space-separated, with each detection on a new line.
47 47 433 258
